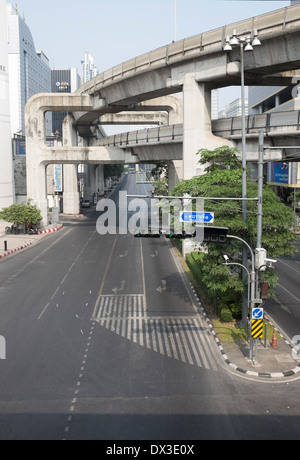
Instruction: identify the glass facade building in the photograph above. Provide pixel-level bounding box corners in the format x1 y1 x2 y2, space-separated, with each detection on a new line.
51 68 81 135
6 3 52 137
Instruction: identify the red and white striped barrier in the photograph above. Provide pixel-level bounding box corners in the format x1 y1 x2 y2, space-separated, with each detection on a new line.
38 224 63 235
0 224 63 260
0 242 33 259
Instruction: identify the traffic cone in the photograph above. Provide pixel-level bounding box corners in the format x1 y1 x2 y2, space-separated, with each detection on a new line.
271 330 278 348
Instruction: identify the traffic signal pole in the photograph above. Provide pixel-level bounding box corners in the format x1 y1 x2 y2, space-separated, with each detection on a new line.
226 234 256 313
256 131 264 301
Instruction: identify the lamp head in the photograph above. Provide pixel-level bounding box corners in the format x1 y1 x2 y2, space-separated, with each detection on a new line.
229 29 239 47
252 29 261 47
223 37 232 51
252 37 261 47
244 38 253 52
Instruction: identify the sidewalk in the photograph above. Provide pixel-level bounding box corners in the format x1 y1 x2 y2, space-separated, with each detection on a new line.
218 335 300 379
179 250 300 379
0 223 63 259
206 313 300 379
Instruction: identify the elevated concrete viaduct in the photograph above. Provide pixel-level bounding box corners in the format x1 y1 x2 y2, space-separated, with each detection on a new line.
97 110 300 164
25 3 300 224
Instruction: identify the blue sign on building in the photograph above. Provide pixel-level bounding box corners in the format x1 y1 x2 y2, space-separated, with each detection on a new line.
270 162 289 185
54 165 63 192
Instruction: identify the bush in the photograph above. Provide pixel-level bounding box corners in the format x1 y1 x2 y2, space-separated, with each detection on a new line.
186 253 203 282
220 308 233 323
230 304 242 319
0 201 42 226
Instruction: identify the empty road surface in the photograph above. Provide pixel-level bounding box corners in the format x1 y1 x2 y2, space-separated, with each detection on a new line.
0 174 300 441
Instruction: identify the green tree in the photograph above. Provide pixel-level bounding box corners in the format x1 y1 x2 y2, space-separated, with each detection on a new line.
104 164 124 179
0 201 42 227
172 146 299 318
287 190 300 212
152 177 169 196
151 162 168 180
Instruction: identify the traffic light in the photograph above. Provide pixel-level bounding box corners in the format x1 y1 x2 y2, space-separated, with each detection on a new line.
134 232 160 238
165 231 196 239
134 230 197 239
203 226 229 243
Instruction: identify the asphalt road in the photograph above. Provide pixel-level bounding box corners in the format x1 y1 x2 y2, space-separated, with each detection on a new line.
0 174 300 441
265 240 300 343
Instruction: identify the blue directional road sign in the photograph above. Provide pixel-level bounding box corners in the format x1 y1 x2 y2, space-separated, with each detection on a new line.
251 308 264 320
180 212 214 223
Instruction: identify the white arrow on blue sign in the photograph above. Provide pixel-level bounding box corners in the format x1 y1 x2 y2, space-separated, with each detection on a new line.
251 308 264 320
180 212 214 223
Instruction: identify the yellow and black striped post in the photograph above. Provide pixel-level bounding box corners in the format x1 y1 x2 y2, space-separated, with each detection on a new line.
251 320 264 339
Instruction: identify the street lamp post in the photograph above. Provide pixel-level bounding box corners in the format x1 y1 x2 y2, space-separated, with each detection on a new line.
223 236 256 363
222 258 251 309
226 234 256 312
223 29 261 326
174 0 177 42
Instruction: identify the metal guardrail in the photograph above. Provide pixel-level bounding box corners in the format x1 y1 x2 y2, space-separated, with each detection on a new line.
98 124 183 148
213 111 300 137
97 111 300 149
78 4 300 96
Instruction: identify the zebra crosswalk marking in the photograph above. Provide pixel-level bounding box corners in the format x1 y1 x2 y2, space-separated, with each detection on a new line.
92 295 218 371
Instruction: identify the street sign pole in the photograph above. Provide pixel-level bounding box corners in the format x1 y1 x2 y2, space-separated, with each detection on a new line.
251 309 264 364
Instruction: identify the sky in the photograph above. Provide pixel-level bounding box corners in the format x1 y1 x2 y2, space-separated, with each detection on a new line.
9 0 291 115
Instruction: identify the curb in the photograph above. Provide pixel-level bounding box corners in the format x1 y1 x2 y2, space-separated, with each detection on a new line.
38 224 63 235
0 224 63 260
212 314 300 379
0 241 33 259
188 282 300 379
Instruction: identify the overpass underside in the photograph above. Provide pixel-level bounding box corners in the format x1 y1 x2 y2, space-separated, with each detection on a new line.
25 3 300 224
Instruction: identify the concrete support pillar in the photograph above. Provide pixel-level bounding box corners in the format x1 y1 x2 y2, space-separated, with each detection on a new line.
62 113 80 214
84 165 95 201
167 160 183 193
26 161 49 226
182 75 232 257
167 96 183 193
96 165 105 195
63 113 78 148
63 164 80 215
182 74 231 180
88 165 97 200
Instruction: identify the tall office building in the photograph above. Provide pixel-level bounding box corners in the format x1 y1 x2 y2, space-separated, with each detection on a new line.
0 0 15 208
51 68 81 135
219 98 248 119
211 90 219 120
81 52 99 83
5 2 52 202
6 3 52 137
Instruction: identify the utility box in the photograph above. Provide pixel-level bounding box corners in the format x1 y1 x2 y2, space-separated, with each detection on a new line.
261 282 269 300
255 248 267 271
52 206 60 224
